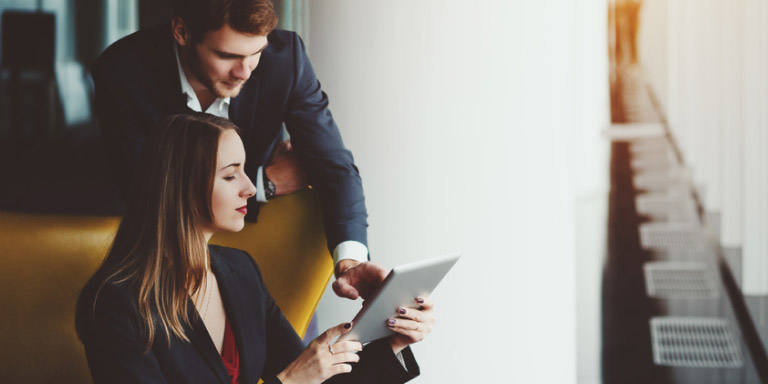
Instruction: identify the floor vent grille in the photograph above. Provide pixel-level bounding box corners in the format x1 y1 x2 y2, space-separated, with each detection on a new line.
643 262 719 299
650 317 743 368
639 223 707 251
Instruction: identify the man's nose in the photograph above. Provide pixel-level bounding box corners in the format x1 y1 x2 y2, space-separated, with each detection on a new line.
231 60 251 80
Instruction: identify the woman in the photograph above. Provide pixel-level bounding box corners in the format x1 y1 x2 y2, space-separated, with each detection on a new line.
75 113 435 383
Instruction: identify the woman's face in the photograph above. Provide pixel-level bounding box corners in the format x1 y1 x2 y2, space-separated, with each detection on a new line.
207 129 256 235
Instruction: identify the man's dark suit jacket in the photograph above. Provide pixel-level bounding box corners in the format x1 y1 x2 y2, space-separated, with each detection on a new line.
91 25 368 251
76 245 419 384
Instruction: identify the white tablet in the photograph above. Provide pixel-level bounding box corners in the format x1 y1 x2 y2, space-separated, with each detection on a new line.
337 252 461 344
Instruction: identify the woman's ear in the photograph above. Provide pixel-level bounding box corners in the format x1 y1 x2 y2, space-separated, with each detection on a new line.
171 17 190 47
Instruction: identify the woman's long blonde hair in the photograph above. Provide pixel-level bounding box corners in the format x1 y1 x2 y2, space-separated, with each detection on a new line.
77 113 239 350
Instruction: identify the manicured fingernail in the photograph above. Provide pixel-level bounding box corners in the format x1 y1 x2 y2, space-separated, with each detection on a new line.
398 307 406 315
416 297 424 304
344 322 352 329
388 318 396 326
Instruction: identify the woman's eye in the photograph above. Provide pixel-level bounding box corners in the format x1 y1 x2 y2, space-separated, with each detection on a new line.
224 175 236 181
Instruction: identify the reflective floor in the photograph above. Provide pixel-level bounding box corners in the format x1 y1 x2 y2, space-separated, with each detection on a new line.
589 64 765 383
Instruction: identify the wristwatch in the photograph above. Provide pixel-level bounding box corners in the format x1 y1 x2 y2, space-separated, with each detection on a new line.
263 170 276 200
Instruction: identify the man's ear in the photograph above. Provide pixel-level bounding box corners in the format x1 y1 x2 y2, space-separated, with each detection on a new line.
171 17 190 47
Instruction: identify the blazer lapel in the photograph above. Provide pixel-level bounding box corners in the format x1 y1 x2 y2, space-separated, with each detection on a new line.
210 247 263 384
185 304 231 384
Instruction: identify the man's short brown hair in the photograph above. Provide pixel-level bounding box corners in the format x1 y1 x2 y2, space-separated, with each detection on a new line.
172 0 278 43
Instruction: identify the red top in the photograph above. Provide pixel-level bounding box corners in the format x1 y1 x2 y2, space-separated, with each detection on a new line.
220 317 240 384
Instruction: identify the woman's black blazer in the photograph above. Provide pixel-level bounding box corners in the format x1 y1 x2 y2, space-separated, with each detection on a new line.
76 245 419 383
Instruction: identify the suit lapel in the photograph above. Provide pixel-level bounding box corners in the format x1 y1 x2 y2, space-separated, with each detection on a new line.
148 26 193 116
229 72 260 145
160 33 191 115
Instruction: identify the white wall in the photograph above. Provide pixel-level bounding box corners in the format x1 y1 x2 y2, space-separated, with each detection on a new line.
638 0 768 294
719 0 744 249
741 0 768 293
309 1 609 382
637 0 668 114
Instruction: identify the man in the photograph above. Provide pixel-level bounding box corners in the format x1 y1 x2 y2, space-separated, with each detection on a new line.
91 0 385 300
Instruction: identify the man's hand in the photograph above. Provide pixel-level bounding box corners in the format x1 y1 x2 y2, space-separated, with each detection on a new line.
333 260 388 300
265 140 309 196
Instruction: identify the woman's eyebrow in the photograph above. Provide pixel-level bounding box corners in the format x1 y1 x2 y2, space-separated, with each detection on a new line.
218 162 241 171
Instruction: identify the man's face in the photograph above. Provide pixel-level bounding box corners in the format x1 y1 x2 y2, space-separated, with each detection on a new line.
187 23 268 99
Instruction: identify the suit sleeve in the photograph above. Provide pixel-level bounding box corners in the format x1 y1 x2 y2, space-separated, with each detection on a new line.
337 340 421 384
79 284 168 384
283 33 369 253
244 251 419 383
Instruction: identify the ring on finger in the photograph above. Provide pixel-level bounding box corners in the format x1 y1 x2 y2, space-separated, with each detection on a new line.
329 345 335 355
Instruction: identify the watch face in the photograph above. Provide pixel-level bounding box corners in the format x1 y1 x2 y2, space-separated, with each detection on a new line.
266 180 276 199
263 172 276 199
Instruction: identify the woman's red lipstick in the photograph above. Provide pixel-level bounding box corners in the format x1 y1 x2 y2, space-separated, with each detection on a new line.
236 205 248 215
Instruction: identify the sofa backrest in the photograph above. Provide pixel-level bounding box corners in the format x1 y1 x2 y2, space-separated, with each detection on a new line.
0 189 332 383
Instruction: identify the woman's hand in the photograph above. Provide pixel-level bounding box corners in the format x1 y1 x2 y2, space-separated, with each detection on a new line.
388 297 436 354
276 322 362 384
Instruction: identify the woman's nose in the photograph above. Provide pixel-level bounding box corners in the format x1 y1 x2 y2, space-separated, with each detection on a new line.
242 176 257 198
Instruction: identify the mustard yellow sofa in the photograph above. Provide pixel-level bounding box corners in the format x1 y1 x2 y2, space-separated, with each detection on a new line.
0 189 332 383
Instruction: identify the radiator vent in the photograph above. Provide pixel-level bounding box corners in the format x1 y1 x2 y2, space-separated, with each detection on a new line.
639 223 707 251
643 262 718 299
650 317 743 368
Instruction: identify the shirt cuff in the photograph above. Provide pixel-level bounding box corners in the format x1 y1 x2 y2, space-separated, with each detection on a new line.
255 166 268 203
332 241 369 268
